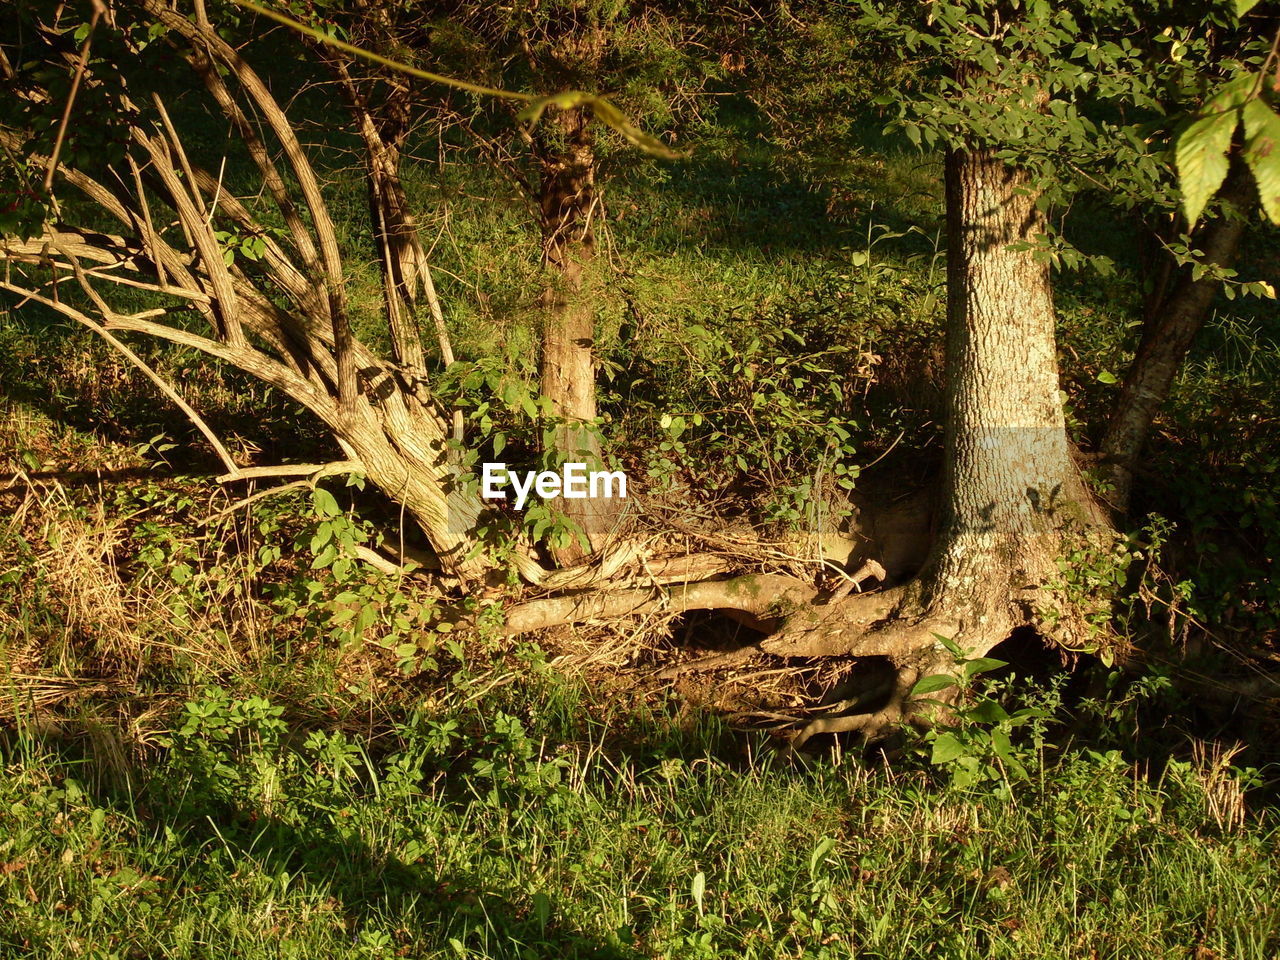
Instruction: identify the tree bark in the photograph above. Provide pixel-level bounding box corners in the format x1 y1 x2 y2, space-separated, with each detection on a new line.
538 107 622 564
910 146 1086 629
1099 158 1256 512
321 48 463 453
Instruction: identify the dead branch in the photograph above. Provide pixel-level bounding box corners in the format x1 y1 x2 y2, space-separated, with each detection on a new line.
0 275 240 476
216 461 362 483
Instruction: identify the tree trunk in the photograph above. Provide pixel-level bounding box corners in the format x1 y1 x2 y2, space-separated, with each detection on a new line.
538 107 621 564
760 147 1103 678
755 147 1108 747
907 147 1087 632
333 388 482 579
326 55 459 391
1099 158 1256 512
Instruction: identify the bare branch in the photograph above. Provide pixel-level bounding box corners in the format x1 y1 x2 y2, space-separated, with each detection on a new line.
0 274 240 476
43 0 104 191
134 130 244 347
138 0 356 401
216 460 361 483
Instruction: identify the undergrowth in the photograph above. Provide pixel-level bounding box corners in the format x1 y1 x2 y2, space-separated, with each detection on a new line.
1 475 1279 959
1 652 1277 960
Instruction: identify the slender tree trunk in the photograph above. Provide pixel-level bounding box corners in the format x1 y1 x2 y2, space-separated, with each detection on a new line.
326 57 459 387
1099 159 1256 511
906 147 1092 643
538 107 621 564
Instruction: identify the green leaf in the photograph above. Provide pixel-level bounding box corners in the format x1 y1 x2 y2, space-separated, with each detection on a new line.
931 732 966 764
967 698 1010 724
311 543 338 569
310 521 333 553
1176 107 1239 224
1236 0 1261 16
1243 98 1280 225
1096 370 1118 384
963 657 1009 679
912 674 957 696
991 728 1013 760
690 871 706 913
312 487 340 517
808 836 836 879
532 891 552 931
932 632 963 656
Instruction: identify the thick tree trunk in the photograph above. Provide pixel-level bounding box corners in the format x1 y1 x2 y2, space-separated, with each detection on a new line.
761 148 1100 676
1099 159 1256 511
758 148 1105 745
538 108 621 564
907 147 1086 633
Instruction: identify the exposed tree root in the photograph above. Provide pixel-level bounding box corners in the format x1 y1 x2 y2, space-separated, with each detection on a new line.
500 573 818 636
520 547 733 592
758 587 959 661
652 646 761 680
787 666 921 751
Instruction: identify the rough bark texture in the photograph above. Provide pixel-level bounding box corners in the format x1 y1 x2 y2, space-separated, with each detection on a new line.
538 108 622 563
913 147 1084 629
756 147 1103 745
1099 159 1256 511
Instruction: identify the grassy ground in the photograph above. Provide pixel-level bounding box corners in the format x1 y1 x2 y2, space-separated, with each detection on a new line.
0 444 1277 959
2 645 1277 960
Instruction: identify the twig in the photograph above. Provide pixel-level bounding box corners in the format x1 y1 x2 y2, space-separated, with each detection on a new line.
199 461 366 525
43 0 105 191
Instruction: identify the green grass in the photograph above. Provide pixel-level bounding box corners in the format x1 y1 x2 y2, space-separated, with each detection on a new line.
1 473 1275 960
1 667 1276 960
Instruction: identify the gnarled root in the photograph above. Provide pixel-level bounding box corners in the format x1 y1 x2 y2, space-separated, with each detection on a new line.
783 632 993 751
788 666 922 751
761 586 958 661
768 589 1011 751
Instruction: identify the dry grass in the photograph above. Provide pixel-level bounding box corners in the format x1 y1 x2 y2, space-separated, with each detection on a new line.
1192 739 1249 834
0 475 264 730
43 503 135 666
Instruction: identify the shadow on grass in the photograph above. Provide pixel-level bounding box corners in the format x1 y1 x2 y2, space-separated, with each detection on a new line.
3 725 633 960
0 303 334 473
